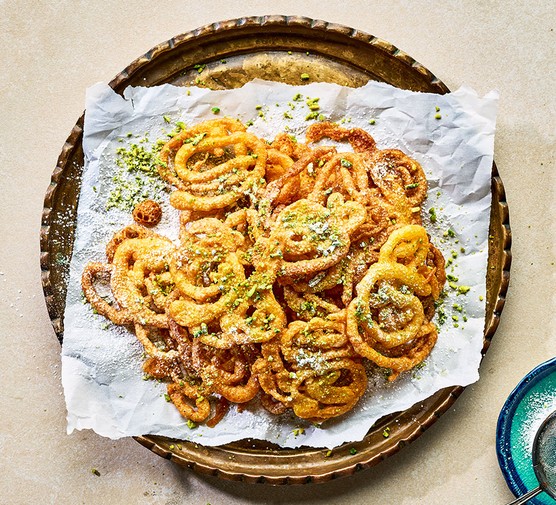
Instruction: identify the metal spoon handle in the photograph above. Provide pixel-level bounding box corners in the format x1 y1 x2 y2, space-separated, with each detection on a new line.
506 486 543 505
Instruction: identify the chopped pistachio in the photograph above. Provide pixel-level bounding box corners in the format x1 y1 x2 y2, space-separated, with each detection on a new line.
306 97 320 110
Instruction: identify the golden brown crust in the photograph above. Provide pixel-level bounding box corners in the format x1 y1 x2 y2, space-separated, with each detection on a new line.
132 200 162 227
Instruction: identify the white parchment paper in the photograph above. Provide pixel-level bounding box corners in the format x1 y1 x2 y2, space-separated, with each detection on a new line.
62 79 498 448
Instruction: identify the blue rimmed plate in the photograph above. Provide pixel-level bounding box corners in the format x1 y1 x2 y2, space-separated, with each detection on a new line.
497 357 556 504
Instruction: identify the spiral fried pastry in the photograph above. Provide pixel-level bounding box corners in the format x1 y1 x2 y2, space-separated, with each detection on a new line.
82 118 445 427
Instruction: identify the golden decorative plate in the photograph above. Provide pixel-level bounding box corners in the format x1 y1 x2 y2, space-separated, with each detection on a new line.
40 15 511 484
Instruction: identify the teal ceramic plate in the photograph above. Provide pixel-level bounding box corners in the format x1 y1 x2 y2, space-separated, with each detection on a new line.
497 357 556 503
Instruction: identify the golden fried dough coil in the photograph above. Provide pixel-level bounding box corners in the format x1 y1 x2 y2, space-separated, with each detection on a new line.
82 118 446 427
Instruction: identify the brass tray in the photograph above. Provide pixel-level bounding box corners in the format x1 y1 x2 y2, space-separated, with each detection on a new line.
40 15 511 485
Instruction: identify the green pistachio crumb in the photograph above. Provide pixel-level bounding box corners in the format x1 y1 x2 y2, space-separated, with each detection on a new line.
306 97 320 110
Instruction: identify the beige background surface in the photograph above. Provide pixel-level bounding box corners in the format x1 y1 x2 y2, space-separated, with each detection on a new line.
1 1 555 504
